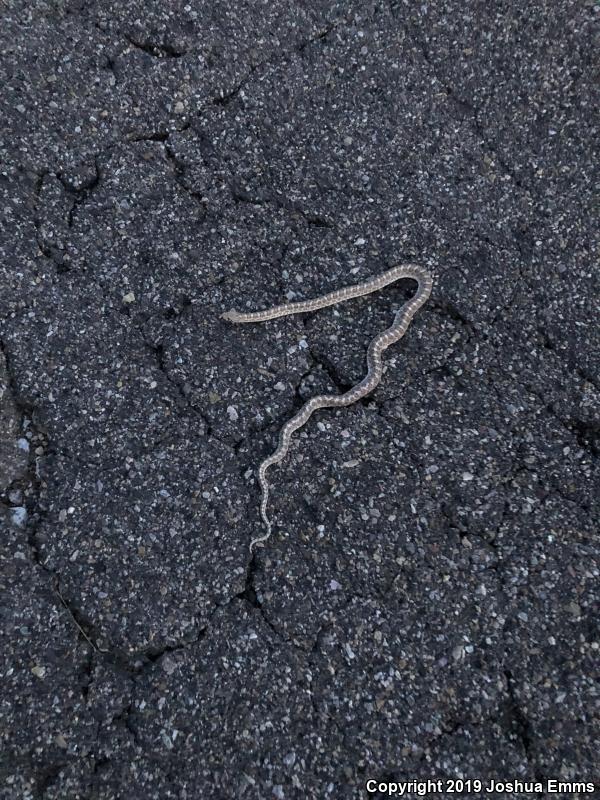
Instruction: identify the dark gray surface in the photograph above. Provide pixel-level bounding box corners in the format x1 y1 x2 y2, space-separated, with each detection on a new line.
1 1 598 798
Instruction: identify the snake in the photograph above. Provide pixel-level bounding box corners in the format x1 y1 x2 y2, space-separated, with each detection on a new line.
222 263 433 551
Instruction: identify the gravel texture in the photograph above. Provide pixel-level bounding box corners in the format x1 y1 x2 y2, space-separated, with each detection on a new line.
1 1 598 798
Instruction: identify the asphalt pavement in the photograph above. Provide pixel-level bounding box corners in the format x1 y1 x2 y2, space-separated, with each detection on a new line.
0 1 598 798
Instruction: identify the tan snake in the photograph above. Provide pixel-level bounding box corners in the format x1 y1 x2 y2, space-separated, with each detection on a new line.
222 263 433 551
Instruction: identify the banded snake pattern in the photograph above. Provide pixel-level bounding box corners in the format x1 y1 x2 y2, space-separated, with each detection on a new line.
222 263 433 551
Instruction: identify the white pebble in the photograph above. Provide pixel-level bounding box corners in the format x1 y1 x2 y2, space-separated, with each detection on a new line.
11 507 27 527
452 645 464 661
31 665 46 678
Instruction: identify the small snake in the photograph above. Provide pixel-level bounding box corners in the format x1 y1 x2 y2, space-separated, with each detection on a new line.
222 263 433 551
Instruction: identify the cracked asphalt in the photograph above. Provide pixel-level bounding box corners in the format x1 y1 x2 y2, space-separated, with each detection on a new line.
1 1 599 798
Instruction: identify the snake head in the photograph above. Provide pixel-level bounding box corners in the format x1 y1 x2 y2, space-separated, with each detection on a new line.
221 309 239 322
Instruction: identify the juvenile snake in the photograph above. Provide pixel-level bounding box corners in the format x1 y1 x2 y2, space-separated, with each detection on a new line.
222 263 433 551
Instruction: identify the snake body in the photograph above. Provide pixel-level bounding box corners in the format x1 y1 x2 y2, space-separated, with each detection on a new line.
222 263 433 550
